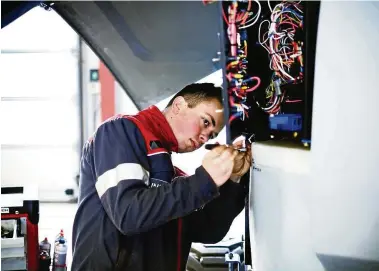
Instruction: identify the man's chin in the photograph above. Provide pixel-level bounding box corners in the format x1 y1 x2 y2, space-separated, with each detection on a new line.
176 147 191 153
180 146 196 153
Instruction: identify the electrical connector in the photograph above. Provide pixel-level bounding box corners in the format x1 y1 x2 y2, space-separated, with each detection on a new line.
273 78 282 96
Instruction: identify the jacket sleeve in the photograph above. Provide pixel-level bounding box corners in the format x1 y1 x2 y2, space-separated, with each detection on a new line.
89 117 220 236
184 178 248 244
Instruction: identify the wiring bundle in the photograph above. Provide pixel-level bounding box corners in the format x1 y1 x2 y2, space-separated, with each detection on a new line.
222 0 262 123
202 0 309 142
258 1 304 115
217 0 304 122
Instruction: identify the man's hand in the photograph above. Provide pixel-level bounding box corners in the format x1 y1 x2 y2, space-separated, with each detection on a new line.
202 145 238 187
230 140 252 182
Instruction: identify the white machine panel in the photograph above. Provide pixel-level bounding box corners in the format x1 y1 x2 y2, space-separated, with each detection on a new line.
310 0 379 264
249 144 324 271
248 2 379 270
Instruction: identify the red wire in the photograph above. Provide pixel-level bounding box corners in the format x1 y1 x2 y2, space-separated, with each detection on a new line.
243 0 252 24
245 77 261 92
280 21 299 29
229 96 236 107
269 95 285 114
229 114 238 123
222 7 229 24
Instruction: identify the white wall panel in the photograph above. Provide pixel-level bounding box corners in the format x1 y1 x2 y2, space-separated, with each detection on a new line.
1 7 80 201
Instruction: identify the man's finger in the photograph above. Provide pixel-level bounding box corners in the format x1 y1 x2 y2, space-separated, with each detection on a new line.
236 151 250 160
232 140 244 149
217 147 234 161
209 145 227 156
228 146 239 157
233 149 241 159
213 150 235 168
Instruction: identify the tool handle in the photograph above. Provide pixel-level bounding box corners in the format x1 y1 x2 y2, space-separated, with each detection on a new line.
204 143 247 152
204 143 220 150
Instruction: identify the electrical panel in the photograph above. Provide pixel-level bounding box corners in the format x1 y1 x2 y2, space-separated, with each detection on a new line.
216 0 320 146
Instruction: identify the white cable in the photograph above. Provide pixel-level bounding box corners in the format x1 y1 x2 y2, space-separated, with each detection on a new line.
262 95 279 111
242 12 259 26
294 4 303 14
239 0 261 29
267 0 273 12
258 20 271 54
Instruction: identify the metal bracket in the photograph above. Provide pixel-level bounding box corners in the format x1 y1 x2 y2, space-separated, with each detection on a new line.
246 133 255 144
225 252 244 271
225 252 253 271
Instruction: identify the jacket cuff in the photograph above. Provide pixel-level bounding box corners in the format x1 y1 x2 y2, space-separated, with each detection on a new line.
190 166 220 203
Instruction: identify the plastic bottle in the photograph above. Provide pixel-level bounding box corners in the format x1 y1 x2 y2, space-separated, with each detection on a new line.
52 229 67 271
39 237 51 255
39 250 51 271
53 239 67 271
55 229 65 244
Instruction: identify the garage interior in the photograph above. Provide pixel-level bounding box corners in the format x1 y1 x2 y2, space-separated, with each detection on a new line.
2 1 379 271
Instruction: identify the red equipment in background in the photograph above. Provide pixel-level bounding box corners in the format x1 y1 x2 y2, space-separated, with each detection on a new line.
1 186 40 271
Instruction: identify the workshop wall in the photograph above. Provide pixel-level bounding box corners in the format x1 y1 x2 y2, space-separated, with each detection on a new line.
1 7 81 202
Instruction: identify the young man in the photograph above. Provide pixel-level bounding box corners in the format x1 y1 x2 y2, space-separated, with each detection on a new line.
71 83 252 271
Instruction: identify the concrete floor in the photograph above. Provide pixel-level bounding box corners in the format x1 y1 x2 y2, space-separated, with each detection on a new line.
38 202 244 270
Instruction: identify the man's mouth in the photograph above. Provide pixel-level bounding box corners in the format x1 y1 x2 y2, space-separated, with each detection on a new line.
190 139 198 149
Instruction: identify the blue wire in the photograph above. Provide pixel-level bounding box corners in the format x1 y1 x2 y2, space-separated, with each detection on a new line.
283 8 303 19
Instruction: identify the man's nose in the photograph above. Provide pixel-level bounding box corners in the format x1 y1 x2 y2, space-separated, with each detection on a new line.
199 134 209 144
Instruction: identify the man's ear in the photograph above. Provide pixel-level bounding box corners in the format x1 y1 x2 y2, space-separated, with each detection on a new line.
172 96 187 115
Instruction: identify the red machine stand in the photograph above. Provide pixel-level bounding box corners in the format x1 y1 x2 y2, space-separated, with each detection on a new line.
1 186 40 271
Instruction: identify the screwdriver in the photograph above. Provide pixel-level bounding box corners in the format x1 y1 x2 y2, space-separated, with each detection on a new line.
204 143 247 152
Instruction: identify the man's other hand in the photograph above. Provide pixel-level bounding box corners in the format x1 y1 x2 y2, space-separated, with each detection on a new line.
230 140 252 182
202 145 238 187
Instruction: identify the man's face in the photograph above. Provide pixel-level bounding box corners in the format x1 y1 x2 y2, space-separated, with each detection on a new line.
170 97 224 153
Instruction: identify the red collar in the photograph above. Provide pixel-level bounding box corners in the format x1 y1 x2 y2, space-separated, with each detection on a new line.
134 105 178 153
